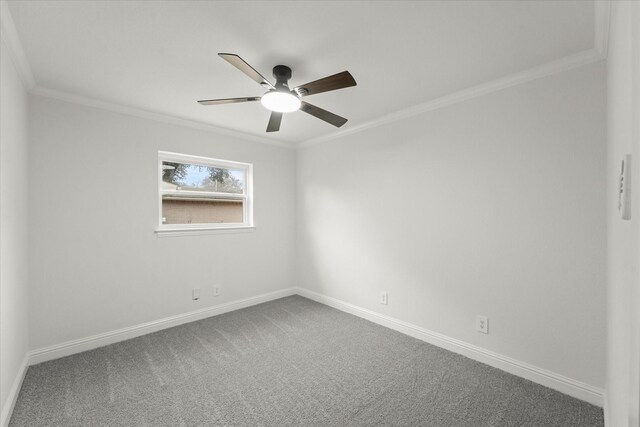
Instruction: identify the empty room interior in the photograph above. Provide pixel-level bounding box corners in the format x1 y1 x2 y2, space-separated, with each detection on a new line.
1 1 639 426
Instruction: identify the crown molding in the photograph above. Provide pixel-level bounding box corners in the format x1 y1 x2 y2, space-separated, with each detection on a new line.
1 0 293 150
30 86 295 149
4 0 609 150
594 1 611 57
0 0 35 90
299 48 605 149
299 1 611 149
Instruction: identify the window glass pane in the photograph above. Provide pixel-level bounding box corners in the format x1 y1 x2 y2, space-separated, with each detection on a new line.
162 199 244 225
161 160 245 225
162 162 245 194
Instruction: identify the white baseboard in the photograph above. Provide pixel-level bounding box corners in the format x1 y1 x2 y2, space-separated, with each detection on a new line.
295 287 604 407
29 288 296 365
15 285 602 427
1 353 29 427
603 391 611 427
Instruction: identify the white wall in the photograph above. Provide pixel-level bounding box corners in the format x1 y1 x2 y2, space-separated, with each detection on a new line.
297 62 606 389
606 2 640 426
0 39 30 420
27 96 296 350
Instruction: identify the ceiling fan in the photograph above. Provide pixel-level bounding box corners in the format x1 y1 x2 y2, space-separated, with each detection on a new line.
198 53 357 133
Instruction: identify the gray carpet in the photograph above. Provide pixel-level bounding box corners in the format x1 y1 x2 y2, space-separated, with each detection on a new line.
10 295 603 426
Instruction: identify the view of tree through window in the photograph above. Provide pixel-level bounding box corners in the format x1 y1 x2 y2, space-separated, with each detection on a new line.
162 162 244 194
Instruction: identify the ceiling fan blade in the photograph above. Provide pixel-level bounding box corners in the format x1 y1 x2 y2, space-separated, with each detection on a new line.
197 97 260 105
218 53 275 90
266 112 283 132
300 102 348 127
293 71 356 97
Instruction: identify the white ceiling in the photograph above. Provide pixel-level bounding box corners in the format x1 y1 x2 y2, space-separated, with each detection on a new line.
7 1 597 144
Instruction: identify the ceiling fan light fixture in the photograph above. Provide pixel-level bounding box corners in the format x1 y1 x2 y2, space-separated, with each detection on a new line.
198 54 356 132
261 90 301 113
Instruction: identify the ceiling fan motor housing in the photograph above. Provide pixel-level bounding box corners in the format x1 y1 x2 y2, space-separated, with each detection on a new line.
273 65 292 89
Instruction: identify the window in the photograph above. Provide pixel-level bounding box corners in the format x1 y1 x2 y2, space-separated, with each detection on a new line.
156 151 253 235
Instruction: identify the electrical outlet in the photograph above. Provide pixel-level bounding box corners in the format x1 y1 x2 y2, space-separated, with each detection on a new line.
192 288 201 301
213 285 220 297
379 291 388 305
476 315 488 334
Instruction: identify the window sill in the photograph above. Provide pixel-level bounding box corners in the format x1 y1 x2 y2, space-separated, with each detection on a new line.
155 225 255 237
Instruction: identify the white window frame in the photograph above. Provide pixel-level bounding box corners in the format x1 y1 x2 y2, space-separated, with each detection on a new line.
155 151 254 237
